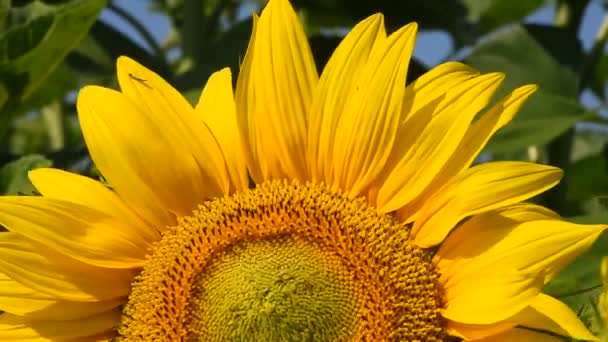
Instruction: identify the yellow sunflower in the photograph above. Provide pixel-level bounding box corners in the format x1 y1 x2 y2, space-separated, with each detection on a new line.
599 258 608 335
0 0 604 341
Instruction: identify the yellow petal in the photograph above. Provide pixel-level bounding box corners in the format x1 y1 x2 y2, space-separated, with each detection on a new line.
368 63 478 207
78 76 228 225
435 203 559 272
413 161 562 248
116 56 229 195
241 0 319 180
307 14 384 182
445 292 597 341
398 84 538 220
0 197 148 269
235 14 260 181
196 68 248 192
470 327 566 342
0 310 119 341
376 73 505 213
0 273 122 320
331 22 417 197
434 204 606 279
440 266 542 324
0 233 135 301
28 168 159 242
77 86 175 227
447 84 538 173
401 61 480 122
446 321 515 340
515 294 598 341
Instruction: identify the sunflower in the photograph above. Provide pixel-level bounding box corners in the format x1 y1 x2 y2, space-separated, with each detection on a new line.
0 0 604 341
599 258 608 334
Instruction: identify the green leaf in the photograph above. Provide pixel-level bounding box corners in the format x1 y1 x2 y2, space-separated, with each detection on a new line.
0 62 75 145
465 24 586 153
591 54 608 100
175 18 252 96
78 19 168 77
567 155 608 205
12 62 76 115
463 0 548 33
571 129 608 162
0 0 106 112
0 154 51 195
485 94 590 154
293 0 473 46
0 0 9 28
466 24 579 96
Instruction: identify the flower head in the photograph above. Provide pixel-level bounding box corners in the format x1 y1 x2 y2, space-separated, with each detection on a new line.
0 0 603 341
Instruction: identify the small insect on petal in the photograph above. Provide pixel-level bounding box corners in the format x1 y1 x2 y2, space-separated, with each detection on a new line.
129 73 152 89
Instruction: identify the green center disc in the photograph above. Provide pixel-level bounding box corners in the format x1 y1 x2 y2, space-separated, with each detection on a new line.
188 237 358 341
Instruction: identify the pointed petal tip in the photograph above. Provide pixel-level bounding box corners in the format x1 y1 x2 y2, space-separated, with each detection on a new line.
542 165 564 183
506 84 539 105
520 83 539 94
486 71 507 83
115 56 146 78
440 61 482 77
358 12 385 30
404 21 418 33
218 67 232 77
368 12 384 21
388 21 418 42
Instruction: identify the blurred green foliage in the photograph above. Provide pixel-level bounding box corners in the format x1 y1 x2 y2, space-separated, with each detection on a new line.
2 0 608 339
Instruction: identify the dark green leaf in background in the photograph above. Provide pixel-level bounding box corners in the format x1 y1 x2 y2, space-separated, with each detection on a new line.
0 153 50 195
292 0 473 46
463 0 548 34
465 24 589 154
177 17 252 102
0 0 106 140
591 54 608 100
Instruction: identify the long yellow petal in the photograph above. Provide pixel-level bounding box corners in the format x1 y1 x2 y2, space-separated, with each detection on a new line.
331 22 417 198
413 161 562 248
78 86 177 227
445 293 598 341
116 56 230 195
440 266 542 324
446 321 515 340
0 310 119 341
445 84 538 174
0 197 149 269
470 327 565 342
243 0 319 181
435 203 559 269
515 294 598 341
0 233 135 301
307 14 384 182
398 84 538 220
0 273 122 320
376 73 504 213
435 205 606 280
196 68 249 192
235 14 260 181
28 168 159 242
401 61 480 122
